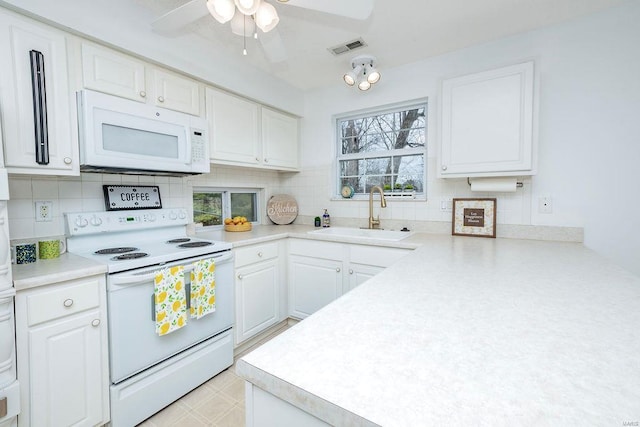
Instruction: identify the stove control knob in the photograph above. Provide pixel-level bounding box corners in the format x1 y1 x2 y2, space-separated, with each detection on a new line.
90 215 102 226
147 214 156 222
75 216 88 228
169 211 178 220
178 211 187 219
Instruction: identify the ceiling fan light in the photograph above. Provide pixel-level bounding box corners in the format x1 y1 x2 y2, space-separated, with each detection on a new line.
206 0 235 23
367 68 381 84
230 11 256 36
234 0 261 15
255 2 279 32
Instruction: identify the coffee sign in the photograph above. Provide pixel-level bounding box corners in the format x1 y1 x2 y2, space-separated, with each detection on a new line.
103 185 162 210
267 194 298 225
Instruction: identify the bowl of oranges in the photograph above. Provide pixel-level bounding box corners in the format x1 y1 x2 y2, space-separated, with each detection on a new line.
223 216 252 232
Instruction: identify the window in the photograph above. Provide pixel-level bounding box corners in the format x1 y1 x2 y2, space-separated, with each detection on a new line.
337 100 427 196
193 188 259 227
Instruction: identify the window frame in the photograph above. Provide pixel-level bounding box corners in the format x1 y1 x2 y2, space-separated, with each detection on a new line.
334 98 428 200
192 187 261 229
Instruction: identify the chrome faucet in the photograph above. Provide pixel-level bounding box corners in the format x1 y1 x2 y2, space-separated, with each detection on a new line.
368 185 387 229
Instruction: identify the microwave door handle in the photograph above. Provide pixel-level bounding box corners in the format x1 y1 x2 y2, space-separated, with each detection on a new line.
185 130 192 165
29 50 49 165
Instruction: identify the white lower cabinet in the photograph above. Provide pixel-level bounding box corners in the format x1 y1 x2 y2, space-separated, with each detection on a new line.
288 240 411 319
289 255 343 319
234 241 284 345
14 274 109 427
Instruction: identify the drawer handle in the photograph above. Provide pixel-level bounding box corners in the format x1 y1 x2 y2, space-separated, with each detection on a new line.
336 267 341 273
63 298 73 308
91 319 100 327
258 252 263 257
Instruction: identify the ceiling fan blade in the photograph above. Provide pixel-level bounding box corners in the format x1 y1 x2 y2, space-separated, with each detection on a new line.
151 0 209 33
259 28 287 63
279 0 374 20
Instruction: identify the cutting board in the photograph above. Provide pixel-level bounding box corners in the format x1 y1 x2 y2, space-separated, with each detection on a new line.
267 194 298 225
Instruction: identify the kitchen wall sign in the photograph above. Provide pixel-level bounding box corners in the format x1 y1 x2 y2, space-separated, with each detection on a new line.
452 198 497 238
267 194 298 225
103 185 162 210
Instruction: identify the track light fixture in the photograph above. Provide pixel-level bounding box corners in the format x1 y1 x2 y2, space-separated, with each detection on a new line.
343 55 381 91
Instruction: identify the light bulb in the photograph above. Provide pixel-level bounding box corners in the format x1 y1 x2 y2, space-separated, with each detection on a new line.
255 1 279 32
234 0 261 15
367 67 381 84
358 78 371 91
206 0 235 23
343 64 362 86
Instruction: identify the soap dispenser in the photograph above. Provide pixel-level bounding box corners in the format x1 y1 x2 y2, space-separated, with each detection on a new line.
322 209 330 228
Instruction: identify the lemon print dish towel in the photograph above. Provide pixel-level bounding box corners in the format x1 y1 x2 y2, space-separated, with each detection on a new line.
155 265 187 336
190 258 216 319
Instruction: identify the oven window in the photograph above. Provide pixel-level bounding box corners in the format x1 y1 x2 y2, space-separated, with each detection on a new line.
193 188 259 227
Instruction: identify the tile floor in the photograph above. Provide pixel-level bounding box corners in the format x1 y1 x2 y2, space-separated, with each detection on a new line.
136 323 293 427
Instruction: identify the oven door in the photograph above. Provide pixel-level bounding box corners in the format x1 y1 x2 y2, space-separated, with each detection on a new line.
106 251 233 384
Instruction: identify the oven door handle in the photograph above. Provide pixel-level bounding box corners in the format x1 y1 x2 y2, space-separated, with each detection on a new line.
109 252 233 287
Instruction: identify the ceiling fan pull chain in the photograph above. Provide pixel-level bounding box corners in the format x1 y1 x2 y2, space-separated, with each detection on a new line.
243 15 248 55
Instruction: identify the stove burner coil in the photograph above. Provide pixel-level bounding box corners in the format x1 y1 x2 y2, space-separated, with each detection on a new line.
166 238 191 244
111 252 149 261
95 247 138 255
178 241 213 248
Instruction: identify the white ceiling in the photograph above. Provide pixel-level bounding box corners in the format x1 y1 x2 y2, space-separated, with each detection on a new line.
132 0 626 91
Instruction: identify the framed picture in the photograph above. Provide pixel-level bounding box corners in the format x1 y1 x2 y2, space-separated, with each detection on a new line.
452 198 497 238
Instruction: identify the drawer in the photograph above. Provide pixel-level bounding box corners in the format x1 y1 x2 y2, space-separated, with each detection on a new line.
26 277 102 326
235 242 279 268
288 239 345 260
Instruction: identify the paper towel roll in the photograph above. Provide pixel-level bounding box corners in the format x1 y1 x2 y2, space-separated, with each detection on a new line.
470 177 519 192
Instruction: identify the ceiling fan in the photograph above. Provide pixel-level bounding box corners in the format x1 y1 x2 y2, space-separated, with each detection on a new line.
151 0 375 62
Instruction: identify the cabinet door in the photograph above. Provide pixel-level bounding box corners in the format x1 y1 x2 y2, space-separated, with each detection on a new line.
440 61 535 177
261 107 299 170
28 309 106 427
289 255 342 319
81 42 147 102
346 263 384 293
0 12 78 175
152 68 201 115
206 87 260 165
236 259 279 344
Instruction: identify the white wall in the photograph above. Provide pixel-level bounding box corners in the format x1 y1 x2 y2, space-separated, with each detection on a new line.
291 1 640 275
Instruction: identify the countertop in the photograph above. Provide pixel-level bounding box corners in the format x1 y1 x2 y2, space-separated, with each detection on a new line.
12 253 107 291
236 234 640 426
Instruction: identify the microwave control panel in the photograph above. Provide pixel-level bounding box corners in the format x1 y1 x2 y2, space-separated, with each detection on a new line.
190 129 207 163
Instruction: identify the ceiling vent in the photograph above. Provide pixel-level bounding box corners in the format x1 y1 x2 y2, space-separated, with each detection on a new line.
328 38 368 56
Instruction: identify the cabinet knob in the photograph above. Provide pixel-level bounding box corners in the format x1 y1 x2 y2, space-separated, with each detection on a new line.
349 269 353 275
258 252 263 257
237 274 243 280
157 96 165 103
441 165 448 171
63 298 73 308
91 319 100 327
264 158 269 163
139 91 147 98
255 157 260 162
336 267 341 273
63 157 72 165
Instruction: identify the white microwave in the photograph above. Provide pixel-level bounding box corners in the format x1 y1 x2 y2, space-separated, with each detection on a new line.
77 90 210 176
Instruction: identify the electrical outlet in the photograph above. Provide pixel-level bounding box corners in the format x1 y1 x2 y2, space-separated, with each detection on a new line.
35 201 53 222
538 196 552 214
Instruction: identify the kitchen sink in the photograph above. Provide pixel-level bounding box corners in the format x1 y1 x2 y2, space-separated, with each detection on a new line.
308 227 412 241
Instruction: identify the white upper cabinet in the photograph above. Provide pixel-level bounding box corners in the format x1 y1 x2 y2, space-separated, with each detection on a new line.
81 42 201 116
0 9 78 175
206 86 299 171
262 107 299 170
439 61 536 178
207 87 261 165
